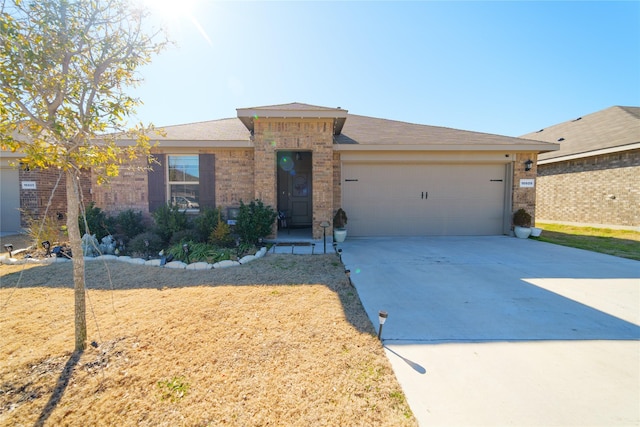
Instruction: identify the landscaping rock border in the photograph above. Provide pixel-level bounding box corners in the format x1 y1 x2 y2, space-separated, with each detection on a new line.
0 247 269 269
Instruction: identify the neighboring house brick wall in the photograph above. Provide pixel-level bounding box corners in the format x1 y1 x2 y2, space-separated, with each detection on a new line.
253 118 334 239
537 148 640 227
512 152 538 223
19 167 92 227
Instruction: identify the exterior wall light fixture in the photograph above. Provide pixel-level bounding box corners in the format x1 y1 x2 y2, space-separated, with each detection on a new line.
524 159 534 171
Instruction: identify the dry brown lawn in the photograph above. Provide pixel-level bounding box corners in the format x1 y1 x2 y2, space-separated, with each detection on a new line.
0 255 416 426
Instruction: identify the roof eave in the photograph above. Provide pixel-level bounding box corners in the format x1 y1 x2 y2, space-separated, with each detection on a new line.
538 142 640 164
333 143 560 152
109 139 252 148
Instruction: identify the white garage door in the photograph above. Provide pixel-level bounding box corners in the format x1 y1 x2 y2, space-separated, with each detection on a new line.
342 163 507 236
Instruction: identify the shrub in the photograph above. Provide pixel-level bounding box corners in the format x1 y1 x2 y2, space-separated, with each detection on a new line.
235 199 277 245
21 210 65 247
193 207 220 242
209 211 235 247
333 208 348 229
79 202 113 240
169 229 200 245
166 241 228 264
128 231 164 258
113 209 146 240
152 203 189 243
513 208 532 227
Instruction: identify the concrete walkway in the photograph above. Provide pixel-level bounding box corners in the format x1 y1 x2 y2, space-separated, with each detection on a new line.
340 236 640 426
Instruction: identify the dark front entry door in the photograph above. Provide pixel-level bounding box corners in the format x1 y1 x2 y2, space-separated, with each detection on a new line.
277 151 312 228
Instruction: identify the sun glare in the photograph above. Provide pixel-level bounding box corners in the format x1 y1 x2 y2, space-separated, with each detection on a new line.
141 0 213 47
143 0 196 19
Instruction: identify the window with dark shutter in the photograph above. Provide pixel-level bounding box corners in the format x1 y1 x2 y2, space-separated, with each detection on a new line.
199 154 215 209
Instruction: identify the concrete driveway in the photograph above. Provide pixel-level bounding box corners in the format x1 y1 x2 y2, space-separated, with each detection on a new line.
340 236 640 426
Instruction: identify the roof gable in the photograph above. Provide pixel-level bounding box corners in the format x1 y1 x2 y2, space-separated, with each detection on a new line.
236 102 348 134
520 106 640 161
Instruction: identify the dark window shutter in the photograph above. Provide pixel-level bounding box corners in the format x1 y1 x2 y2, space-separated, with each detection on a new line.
148 154 166 212
199 154 215 209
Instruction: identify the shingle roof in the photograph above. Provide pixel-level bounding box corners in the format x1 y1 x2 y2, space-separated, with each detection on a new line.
336 114 555 149
151 117 250 141
520 106 640 161
241 102 344 112
142 104 558 153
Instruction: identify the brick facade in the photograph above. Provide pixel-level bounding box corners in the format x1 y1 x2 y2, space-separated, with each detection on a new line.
12 104 555 238
213 149 255 209
91 156 149 216
19 167 92 227
536 149 640 227
91 148 256 219
253 118 334 239
511 153 538 224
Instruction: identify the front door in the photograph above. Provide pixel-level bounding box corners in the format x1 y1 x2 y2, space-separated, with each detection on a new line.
277 151 312 228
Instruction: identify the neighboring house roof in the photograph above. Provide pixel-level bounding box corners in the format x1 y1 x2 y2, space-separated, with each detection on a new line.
140 102 558 153
520 106 640 163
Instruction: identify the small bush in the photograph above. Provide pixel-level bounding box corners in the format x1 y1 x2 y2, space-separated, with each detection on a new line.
235 199 277 245
80 202 113 240
193 207 220 243
152 204 189 243
128 231 164 258
169 229 200 245
209 211 235 247
113 209 146 240
166 241 226 263
333 208 348 228
21 210 66 247
513 208 532 227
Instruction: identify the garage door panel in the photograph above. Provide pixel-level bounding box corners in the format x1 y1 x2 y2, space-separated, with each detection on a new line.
343 163 505 236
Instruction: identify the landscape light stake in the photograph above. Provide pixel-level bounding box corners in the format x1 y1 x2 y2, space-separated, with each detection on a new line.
182 243 190 264
320 221 330 253
345 269 352 286
378 310 388 340
4 244 13 258
42 240 51 257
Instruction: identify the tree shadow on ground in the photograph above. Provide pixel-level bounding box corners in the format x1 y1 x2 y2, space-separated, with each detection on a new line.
34 351 83 427
0 255 375 336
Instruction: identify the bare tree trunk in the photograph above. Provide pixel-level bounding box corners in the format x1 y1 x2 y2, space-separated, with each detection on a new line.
66 170 86 352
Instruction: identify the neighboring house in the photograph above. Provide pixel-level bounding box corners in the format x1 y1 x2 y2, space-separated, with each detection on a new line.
5 103 558 238
520 106 640 230
0 148 22 233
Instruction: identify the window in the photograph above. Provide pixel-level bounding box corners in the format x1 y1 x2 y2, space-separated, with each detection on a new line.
168 155 200 210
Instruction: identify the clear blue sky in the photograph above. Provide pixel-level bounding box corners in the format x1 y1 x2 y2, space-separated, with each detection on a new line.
130 1 640 137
